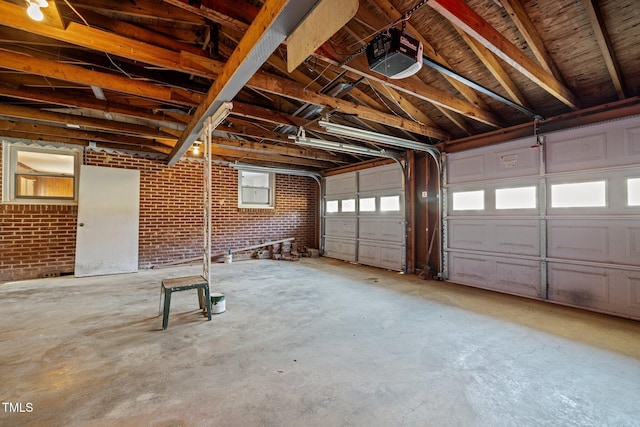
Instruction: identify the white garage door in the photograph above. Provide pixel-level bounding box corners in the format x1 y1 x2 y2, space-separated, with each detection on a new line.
444 115 640 320
324 164 405 271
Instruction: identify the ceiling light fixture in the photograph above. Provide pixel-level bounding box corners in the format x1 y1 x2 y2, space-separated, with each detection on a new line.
289 129 397 159
91 85 106 101
26 0 48 21
319 121 439 153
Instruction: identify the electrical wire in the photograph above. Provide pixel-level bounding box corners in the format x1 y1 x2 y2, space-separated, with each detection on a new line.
62 0 133 79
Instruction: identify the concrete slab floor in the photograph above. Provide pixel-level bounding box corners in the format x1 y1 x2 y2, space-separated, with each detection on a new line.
1 258 639 427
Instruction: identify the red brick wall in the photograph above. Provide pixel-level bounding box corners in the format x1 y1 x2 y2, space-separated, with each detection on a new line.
1 147 318 281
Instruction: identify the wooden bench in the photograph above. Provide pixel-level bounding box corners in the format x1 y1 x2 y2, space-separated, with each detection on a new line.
160 275 212 330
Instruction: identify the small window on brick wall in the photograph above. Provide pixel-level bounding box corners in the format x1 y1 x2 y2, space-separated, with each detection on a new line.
2 142 81 204
238 170 275 208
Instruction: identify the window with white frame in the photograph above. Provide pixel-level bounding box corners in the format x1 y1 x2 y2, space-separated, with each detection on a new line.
326 200 339 213
550 180 606 208
2 142 80 203
238 170 275 208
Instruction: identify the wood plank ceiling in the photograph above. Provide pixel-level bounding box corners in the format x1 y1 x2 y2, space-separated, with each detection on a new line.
0 0 638 171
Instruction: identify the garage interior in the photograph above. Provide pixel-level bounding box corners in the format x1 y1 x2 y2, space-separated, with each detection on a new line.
1 0 639 425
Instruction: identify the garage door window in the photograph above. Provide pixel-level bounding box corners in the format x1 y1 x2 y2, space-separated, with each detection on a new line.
628 178 640 206
496 186 537 209
326 200 339 213
380 195 401 212
551 181 606 208
341 198 356 212
359 197 376 212
452 190 484 211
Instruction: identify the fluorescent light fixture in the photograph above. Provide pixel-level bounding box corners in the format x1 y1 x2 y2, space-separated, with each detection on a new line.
229 162 321 179
66 123 80 129
91 85 106 101
319 120 438 152
290 134 395 158
204 101 233 132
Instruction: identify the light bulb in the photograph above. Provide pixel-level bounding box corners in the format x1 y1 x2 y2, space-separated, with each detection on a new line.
193 146 200 155
27 2 44 21
39 0 49 7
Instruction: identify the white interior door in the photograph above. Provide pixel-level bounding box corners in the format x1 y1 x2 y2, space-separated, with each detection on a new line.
75 165 140 277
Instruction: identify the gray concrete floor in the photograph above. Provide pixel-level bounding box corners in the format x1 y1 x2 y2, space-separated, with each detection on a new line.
1 258 639 427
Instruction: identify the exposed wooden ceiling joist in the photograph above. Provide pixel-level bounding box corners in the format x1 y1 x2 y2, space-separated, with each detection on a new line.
428 0 580 110
581 0 627 99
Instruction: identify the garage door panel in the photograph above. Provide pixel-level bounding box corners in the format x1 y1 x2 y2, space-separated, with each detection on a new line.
447 154 485 183
447 138 538 183
359 164 402 192
548 222 610 260
449 221 488 249
627 276 640 317
449 220 539 256
358 242 403 270
547 220 640 265
325 217 357 238
546 133 607 170
449 253 490 287
548 263 610 306
627 227 640 259
446 115 640 320
493 145 539 177
449 253 540 297
495 259 541 298
495 223 540 255
326 172 357 195
625 126 640 157
323 164 404 271
324 238 356 262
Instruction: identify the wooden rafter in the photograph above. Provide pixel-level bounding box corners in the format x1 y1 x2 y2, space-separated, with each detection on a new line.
499 0 566 82
452 26 531 108
581 0 627 99
0 104 173 138
428 0 580 109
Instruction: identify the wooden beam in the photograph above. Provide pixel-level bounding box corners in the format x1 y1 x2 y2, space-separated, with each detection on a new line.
0 50 205 107
0 1 222 79
0 104 174 138
581 0 626 99
209 135 347 164
0 84 191 124
162 0 250 33
0 120 171 152
500 0 565 81
428 0 580 109
247 71 449 139
330 55 502 128
209 143 335 168
287 0 358 72
453 25 530 108
169 0 321 165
